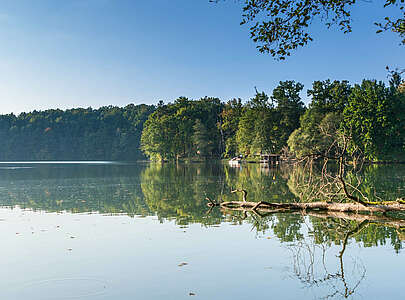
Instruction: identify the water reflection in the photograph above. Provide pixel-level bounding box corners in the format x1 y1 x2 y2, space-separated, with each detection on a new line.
288 221 367 299
287 162 405 204
0 163 148 215
140 163 224 225
1 162 404 236
0 161 404 299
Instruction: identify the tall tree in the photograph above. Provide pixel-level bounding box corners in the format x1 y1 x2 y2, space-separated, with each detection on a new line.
236 91 277 156
271 80 305 151
220 98 243 158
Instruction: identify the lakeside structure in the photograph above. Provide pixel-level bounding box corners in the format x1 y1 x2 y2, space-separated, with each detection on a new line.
228 153 281 167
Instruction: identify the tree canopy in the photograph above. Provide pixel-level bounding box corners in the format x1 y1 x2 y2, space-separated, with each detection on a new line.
140 81 306 161
0 104 155 161
288 75 405 161
212 0 404 59
1 75 403 163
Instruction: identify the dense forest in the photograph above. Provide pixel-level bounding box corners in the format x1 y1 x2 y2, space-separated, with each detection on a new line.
1 75 404 162
142 75 405 162
0 104 155 161
141 80 306 161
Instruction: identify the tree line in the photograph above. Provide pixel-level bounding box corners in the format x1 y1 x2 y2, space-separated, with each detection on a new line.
0 76 403 162
289 75 405 161
141 76 405 162
141 80 306 161
0 104 154 161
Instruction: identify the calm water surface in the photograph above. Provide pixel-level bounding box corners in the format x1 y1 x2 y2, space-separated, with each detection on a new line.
0 161 404 299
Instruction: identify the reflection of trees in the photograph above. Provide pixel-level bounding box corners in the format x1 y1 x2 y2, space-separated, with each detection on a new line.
347 164 405 203
287 162 345 203
310 213 404 252
1 162 405 254
217 195 404 297
131 162 405 250
284 209 405 298
3 162 404 298
288 163 405 204
289 217 404 299
218 197 404 298
223 164 298 203
140 163 224 225
207 163 303 236
0 162 299 226
139 163 299 226
0 165 149 216
289 219 369 299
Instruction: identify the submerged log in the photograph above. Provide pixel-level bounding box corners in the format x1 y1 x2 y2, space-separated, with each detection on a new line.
208 199 405 213
214 200 405 232
206 190 405 214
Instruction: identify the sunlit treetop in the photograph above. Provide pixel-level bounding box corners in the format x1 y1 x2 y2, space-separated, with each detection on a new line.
212 0 404 60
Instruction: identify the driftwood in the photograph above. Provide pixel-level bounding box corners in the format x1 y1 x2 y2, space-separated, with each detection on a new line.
210 199 405 213
206 189 405 215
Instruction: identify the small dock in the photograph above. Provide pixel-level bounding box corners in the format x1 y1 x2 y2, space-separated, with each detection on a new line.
259 154 281 166
228 153 281 167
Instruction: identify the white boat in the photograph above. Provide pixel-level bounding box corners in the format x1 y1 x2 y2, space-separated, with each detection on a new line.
228 157 241 166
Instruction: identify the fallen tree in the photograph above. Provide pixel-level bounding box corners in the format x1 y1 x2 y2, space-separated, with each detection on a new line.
206 189 405 215
208 132 405 222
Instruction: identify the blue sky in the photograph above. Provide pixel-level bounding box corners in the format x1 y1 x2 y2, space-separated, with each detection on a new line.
0 0 403 114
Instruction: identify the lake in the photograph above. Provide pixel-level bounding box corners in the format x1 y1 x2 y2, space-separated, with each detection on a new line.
0 161 404 299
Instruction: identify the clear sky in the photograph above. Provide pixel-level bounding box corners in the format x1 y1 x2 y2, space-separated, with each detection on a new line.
0 0 403 114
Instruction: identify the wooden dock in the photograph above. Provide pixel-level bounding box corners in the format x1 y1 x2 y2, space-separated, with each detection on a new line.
259 154 281 166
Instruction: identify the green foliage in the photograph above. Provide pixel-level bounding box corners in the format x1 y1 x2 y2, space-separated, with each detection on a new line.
343 79 405 160
0 104 155 161
6 77 401 164
375 0 405 45
307 80 351 114
141 97 223 161
213 0 404 59
288 80 350 158
220 98 243 158
236 91 276 156
289 112 344 158
141 103 179 161
235 82 304 157
272 80 306 150
235 105 256 156
289 77 405 161
193 119 213 157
